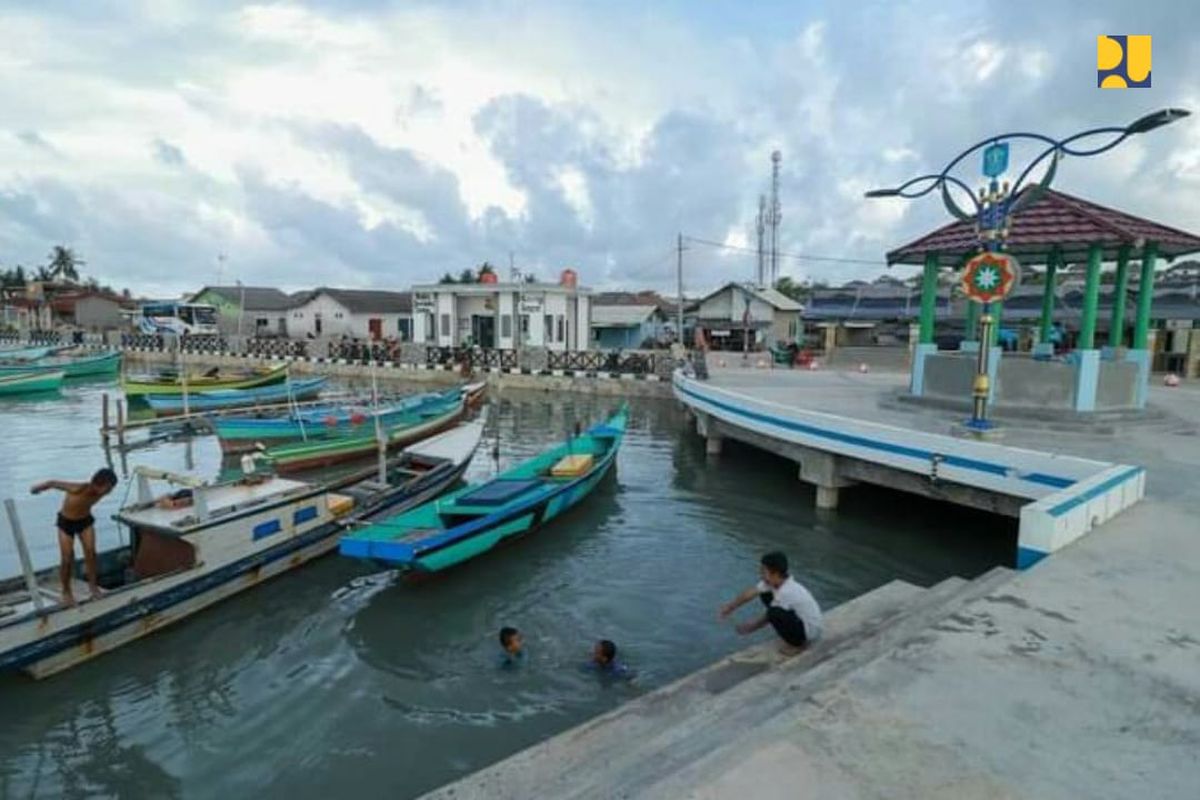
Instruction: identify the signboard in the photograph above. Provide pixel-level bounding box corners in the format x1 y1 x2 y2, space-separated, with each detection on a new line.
960 251 1021 304
518 293 544 314
413 291 436 313
982 141 1009 178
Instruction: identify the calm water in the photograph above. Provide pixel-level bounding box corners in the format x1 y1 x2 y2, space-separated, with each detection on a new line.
0 378 1014 798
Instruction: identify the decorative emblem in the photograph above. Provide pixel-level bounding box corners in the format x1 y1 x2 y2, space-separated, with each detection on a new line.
960 251 1020 304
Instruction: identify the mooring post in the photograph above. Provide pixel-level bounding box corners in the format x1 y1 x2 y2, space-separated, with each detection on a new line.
4 499 45 613
116 399 126 448
101 392 110 442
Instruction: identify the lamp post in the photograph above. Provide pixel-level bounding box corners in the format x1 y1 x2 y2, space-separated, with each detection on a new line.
866 108 1189 432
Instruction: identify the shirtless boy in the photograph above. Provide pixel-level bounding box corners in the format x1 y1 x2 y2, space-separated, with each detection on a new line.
30 468 118 605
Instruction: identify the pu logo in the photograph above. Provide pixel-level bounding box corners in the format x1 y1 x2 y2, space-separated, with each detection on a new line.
1098 35 1151 88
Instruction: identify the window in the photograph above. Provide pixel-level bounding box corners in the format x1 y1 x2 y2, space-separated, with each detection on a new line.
501 314 512 339
544 314 553 342
556 315 565 343
398 318 412 341
440 313 451 337
520 315 529 335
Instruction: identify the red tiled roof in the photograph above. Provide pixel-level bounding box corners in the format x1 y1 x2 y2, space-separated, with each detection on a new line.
886 188 1200 266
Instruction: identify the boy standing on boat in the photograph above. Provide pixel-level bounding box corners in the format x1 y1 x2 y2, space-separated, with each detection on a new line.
720 551 822 655
30 468 118 606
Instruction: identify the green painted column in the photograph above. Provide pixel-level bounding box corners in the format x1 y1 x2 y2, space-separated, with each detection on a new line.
918 251 939 345
1079 243 1104 350
964 300 980 342
1038 249 1060 344
1132 241 1159 350
989 301 1004 347
1108 244 1132 348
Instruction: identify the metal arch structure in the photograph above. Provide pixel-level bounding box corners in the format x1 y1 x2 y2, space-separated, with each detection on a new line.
865 109 1190 222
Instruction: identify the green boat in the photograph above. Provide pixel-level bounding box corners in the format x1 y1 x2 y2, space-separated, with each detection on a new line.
0 350 121 378
0 369 66 396
264 393 469 474
339 404 627 572
123 363 289 397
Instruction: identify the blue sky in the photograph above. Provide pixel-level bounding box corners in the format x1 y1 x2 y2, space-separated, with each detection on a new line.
1 0 1197 296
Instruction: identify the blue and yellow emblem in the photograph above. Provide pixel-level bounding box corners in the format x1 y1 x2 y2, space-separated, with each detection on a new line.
1098 35 1151 89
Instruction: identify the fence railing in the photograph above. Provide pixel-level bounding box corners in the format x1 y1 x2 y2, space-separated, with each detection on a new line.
426 347 518 370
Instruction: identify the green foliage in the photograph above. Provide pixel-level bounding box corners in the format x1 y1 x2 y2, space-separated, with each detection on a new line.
438 272 458 284
45 245 84 282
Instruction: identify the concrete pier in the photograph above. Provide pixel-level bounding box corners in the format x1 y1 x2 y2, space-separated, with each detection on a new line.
420 368 1200 800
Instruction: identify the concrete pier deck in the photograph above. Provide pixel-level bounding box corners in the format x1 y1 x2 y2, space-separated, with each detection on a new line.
422 369 1200 799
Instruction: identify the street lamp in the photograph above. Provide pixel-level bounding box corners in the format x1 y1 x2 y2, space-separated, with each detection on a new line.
866 108 1189 432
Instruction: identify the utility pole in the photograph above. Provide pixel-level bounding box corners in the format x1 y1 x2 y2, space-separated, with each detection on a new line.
755 195 766 287
677 233 685 347
769 151 782 287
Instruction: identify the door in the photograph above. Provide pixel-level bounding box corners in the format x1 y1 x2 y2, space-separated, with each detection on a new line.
471 315 496 348
368 317 383 340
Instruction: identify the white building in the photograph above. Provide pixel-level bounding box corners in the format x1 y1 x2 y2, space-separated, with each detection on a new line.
410 278 592 351
693 282 802 351
288 288 412 341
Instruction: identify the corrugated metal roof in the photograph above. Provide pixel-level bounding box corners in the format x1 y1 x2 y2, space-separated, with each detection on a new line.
886 188 1200 266
591 305 658 327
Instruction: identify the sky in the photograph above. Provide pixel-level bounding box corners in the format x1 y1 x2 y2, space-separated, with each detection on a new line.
1 0 1198 297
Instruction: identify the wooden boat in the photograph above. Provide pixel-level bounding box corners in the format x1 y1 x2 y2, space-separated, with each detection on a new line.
0 350 122 378
264 388 476 474
339 404 627 572
0 369 65 396
0 418 483 678
122 363 290 397
0 345 57 362
212 384 484 453
144 376 328 416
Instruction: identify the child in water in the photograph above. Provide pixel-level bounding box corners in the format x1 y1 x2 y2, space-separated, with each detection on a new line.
498 626 525 667
586 639 634 681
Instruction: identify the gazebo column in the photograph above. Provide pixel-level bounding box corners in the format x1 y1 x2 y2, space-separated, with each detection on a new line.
1074 243 1103 412
1034 248 1060 357
1129 241 1160 408
1107 244 1132 350
909 251 939 396
961 300 981 352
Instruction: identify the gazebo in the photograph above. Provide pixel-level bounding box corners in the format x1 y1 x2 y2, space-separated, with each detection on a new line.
886 188 1200 412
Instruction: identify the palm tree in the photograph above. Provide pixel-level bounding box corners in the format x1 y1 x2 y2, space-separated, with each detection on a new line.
45 245 84 282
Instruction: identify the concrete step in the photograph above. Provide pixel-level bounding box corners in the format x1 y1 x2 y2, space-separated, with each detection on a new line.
418 579 929 800
629 566 1017 800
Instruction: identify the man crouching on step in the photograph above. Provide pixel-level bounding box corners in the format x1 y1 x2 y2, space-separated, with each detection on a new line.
720 551 823 656
31 468 118 606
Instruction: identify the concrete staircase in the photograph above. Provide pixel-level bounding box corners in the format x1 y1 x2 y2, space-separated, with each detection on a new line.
421 567 1015 800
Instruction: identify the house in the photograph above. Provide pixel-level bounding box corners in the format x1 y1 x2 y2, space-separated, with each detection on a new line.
410 271 592 351
50 290 134 331
288 288 412 341
692 283 802 351
190 286 295 337
590 291 673 349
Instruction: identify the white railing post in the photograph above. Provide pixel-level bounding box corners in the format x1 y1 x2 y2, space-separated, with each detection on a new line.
4 499 45 613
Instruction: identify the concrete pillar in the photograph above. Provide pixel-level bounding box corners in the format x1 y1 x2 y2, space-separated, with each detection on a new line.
705 434 723 457
800 451 855 511
823 324 837 356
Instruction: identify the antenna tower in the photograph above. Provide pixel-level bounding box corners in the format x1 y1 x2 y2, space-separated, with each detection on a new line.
768 150 782 286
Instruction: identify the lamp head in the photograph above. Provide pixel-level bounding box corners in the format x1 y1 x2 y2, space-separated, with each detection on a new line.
1127 108 1190 135
864 188 900 198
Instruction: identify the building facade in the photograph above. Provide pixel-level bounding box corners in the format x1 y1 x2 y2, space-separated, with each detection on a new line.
693 283 802 350
288 289 412 341
410 280 592 351
190 286 294 337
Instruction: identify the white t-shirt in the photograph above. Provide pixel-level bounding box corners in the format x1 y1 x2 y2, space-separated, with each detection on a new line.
757 576 823 640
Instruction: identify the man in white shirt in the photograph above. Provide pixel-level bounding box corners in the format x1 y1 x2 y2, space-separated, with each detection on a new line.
719 551 823 654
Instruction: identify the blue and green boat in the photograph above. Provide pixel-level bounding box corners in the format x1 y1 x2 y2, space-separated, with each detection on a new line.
339 404 627 572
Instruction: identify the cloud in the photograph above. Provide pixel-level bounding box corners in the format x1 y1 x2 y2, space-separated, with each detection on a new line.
0 0 1197 297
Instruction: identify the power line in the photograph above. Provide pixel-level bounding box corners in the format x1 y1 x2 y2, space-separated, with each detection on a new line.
682 236 886 267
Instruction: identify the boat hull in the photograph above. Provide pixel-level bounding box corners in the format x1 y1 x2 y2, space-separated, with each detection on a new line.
145 377 327 416
0 370 65 396
0 459 471 678
0 351 121 377
122 364 290 397
268 404 464 473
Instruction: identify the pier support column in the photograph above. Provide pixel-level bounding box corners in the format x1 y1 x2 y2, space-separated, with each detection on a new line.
705 434 723 457
695 412 722 457
799 450 855 511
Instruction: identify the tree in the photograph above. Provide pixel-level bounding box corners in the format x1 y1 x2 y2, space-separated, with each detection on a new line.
458 268 476 283
773 275 805 302
438 272 457 284
477 262 496 280
34 266 53 282
524 273 538 284
45 245 84 282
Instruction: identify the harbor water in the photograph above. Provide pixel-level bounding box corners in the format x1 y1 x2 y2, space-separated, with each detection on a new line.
0 378 1014 798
